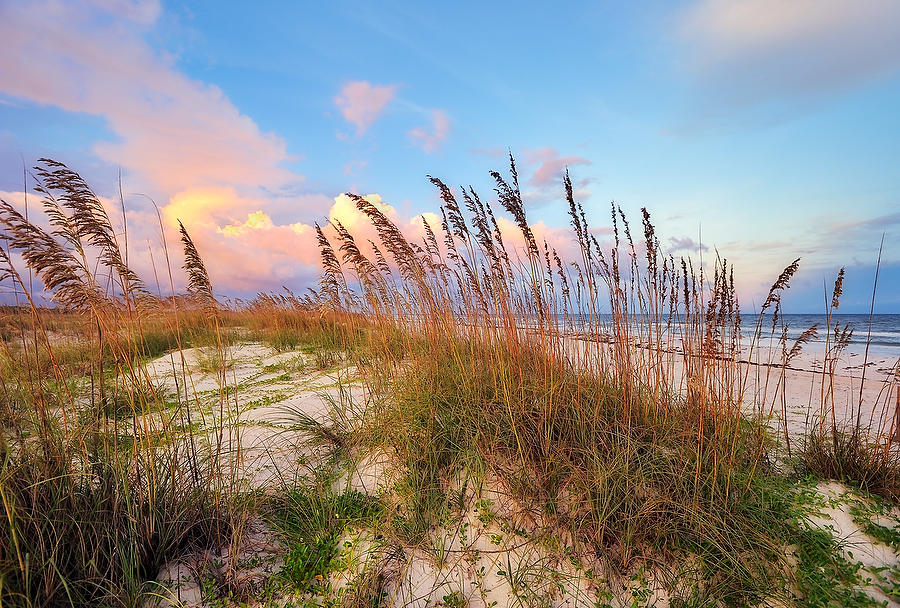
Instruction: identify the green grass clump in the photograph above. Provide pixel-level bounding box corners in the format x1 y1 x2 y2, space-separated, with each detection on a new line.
269 486 384 593
0 439 230 607
367 334 799 604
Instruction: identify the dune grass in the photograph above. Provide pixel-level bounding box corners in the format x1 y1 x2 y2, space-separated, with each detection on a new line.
0 161 244 607
307 154 900 604
0 158 897 606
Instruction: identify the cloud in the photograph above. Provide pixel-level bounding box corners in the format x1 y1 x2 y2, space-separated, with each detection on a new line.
343 160 368 176
172 189 606 297
733 208 900 271
334 81 398 136
833 210 900 233
0 1 298 195
0 1 356 295
408 109 451 153
162 187 263 229
494 148 594 207
187 193 406 293
2 185 357 297
680 0 900 107
524 148 591 188
90 0 161 24
811 209 900 269
668 236 709 253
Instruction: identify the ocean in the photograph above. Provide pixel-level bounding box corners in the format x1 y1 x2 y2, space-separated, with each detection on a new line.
741 314 900 356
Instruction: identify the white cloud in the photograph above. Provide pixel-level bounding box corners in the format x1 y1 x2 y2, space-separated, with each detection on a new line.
0 1 337 295
90 0 161 24
408 109 451 153
0 0 298 195
680 0 900 105
334 81 398 136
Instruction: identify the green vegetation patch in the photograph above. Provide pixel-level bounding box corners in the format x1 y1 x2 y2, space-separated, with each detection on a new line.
269 486 385 594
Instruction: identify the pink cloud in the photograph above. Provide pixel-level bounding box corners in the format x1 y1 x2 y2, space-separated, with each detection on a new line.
334 81 398 136
0 2 298 196
343 160 368 176
524 148 591 188
0 1 353 295
90 0 161 24
408 109 451 153
191 193 403 293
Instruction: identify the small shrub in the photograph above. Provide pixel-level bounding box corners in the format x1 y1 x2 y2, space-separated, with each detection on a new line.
799 428 900 502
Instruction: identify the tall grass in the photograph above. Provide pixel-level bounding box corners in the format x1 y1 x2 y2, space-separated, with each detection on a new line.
307 155 900 602
0 160 239 607
0 157 897 606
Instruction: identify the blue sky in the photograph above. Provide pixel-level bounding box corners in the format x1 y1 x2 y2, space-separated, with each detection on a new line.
0 0 898 311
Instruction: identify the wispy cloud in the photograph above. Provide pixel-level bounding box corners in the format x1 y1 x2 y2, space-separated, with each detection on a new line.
90 0 161 24
334 81 398 136
834 209 900 233
0 0 298 195
679 0 900 109
343 160 368 176
503 147 593 206
524 148 591 188
408 109 450 153
668 236 709 253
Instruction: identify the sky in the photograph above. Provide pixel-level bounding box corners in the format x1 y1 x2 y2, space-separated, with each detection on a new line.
0 0 898 312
